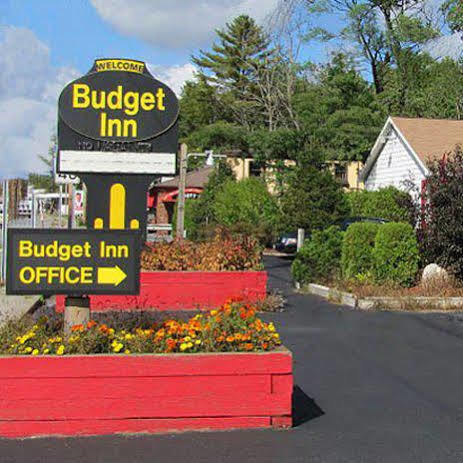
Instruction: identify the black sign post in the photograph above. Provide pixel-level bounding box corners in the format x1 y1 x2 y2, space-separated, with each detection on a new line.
6 229 141 295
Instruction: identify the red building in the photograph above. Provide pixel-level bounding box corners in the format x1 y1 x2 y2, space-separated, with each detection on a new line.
148 166 214 226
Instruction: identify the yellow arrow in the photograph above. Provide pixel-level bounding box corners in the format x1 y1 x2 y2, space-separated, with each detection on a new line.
97 266 127 286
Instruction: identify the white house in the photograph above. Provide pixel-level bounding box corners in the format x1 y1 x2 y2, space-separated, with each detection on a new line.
360 117 463 196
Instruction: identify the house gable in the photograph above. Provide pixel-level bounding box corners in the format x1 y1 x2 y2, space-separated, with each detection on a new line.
364 124 428 194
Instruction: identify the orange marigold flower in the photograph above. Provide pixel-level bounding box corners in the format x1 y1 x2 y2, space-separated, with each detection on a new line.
226 336 235 343
87 320 97 329
216 336 225 342
245 343 254 351
71 324 84 332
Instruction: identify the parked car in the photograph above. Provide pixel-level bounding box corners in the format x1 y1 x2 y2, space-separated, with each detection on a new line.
275 232 299 254
338 216 389 231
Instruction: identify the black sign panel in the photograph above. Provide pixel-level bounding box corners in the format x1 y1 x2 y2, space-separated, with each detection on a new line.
59 70 178 142
6 229 141 296
57 58 179 175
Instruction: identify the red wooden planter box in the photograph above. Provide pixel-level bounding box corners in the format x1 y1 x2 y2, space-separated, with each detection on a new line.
0 348 292 438
56 271 267 312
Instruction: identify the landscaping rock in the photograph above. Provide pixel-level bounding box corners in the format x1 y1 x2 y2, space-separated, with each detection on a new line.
0 286 40 326
421 263 450 286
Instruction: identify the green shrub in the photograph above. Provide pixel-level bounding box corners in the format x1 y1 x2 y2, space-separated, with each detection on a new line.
347 187 416 224
372 222 419 287
291 226 343 284
341 222 380 281
213 178 280 245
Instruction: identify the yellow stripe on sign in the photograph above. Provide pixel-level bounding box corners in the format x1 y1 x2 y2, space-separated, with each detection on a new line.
130 219 139 230
109 183 126 229
94 218 103 229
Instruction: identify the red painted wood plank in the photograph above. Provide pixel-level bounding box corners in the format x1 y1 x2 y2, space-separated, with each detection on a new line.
271 374 293 395
0 417 272 438
55 270 267 312
0 350 292 378
0 393 290 420
271 416 292 428
0 375 271 400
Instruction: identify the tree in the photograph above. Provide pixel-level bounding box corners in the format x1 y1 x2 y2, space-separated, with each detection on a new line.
442 0 463 33
418 147 463 279
179 75 231 137
280 149 350 232
28 134 57 191
185 160 236 240
213 177 280 243
294 54 384 161
192 15 274 128
299 0 440 105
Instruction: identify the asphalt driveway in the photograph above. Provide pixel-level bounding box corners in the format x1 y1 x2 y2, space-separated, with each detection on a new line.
1 256 463 462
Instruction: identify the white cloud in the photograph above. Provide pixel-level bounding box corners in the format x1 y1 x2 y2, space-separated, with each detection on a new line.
425 33 463 61
0 27 79 179
90 0 279 49
147 63 197 95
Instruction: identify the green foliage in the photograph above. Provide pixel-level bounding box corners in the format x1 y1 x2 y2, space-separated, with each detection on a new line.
442 0 463 32
347 186 416 224
280 151 350 233
294 54 384 162
172 199 199 239
372 222 419 287
418 148 463 279
179 76 229 137
212 177 280 244
192 15 272 96
291 226 344 284
341 222 380 281
185 122 249 152
183 161 235 240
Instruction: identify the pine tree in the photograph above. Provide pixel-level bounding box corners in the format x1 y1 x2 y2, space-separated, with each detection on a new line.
192 15 273 97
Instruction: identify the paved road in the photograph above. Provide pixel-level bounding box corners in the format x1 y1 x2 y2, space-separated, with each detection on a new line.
2 256 463 462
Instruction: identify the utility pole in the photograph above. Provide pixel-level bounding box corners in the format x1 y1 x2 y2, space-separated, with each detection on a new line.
176 143 188 239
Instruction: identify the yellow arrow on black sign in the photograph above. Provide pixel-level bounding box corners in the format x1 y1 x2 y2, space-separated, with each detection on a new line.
97 266 127 286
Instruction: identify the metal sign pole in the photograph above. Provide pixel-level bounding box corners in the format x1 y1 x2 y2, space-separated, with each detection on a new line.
31 190 36 229
176 143 188 239
58 185 62 228
1 180 9 282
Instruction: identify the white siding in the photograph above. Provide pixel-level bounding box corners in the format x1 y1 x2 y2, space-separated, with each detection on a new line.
364 128 427 194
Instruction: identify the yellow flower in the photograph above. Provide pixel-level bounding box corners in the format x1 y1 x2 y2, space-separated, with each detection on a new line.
43 348 50 354
112 342 124 353
32 349 39 356
124 349 131 354
25 346 32 353
195 339 201 345
268 323 275 332
184 336 191 342
108 328 115 336
124 333 133 340
187 342 193 348
180 342 188 351
210 310 218 316
56 345 65 355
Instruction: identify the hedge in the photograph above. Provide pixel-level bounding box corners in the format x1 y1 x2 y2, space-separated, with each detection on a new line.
291 226 343 284
347 187 415 224
372 222 419 287
341 222 380 281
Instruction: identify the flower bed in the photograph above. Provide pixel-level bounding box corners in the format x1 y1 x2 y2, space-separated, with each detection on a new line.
55 271 268 312
0 304 292 438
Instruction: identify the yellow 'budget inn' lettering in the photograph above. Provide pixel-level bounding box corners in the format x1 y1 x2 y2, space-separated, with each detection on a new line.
72 84 166 138
19 240 92 262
